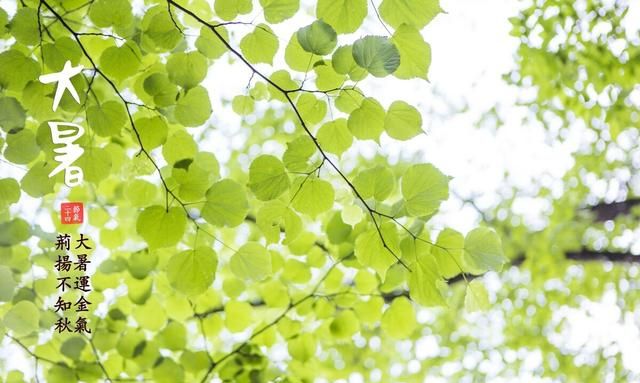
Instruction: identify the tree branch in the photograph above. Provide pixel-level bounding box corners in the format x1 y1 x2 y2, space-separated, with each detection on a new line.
198 258 345 382
5 333 57 382
40 0 234 252
166 0 412 272
565 249 639 263
588 198 640 222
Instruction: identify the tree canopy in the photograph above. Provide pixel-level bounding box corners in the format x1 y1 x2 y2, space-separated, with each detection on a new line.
0 0 638 382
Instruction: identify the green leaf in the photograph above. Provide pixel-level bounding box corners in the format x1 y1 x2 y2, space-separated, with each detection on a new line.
100 42 142 82
167 247 218 296
464 280 490 312
352 36 400 77
296 93 327 125
381 297 416 338
282 259 311 283
77 146 112 183
159 322 187 351
314 64 345 90
128 278 153 305
0 218 30 246
401 164 449 217
196 26 229 60
181 351 210 374
332 45 368 80
283 136 317 172
89 0 133 28
268 70 298 100
4 300 39 336
4 128 39 165
260 0 300 23
353 166 395 201
136 206 187 248
163 130 197 165
201 179 248 227
354 270 378 294
287 231 316 256
296 20 338 56
329 310 360 339
143 73 179 107
230 242 272 281
317 118 353 156
0 97 26 132
125 179 158 207
285 33 315 72
316 0 367 34
152 358 185 383
256 200 302 244
136 116 168 150
232 95 255 115
392 24 432 80
60 337 87 360
46 364 77 383
249 155 290 200
288 333 316 362
167 51 209 89
432 229 464 279
0 178 21 208
128 249 159 279
86 100 127 137
379 0 443 29
354 297 384 325
175 86 212 127
141 6 183 51
291 177 335 217
240 24 279 64
348 97 385 141
0 266 17 301
41 37 82 72
10 8 38 46
463 227 506 273
225 301 253 332
354 222 399 278
172 153 220 201
224 278 246 299
0 50 40 91
408 242 446 306
214 0 253 21
21 82 52 120
115 329 145 358
20 161 56 197
0 8 8 37
326 212 352 244
384 101 423 140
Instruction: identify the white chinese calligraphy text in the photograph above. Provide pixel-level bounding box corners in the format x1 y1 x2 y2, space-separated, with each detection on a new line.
48 122 84 187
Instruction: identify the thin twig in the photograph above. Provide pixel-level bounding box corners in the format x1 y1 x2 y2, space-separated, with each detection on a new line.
40 0 235 253
166 0 410 271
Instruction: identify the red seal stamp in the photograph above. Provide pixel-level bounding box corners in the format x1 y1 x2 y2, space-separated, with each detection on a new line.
60 202 83 224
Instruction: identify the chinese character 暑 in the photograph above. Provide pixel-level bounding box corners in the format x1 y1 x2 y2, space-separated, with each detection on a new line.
73 254 90 272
